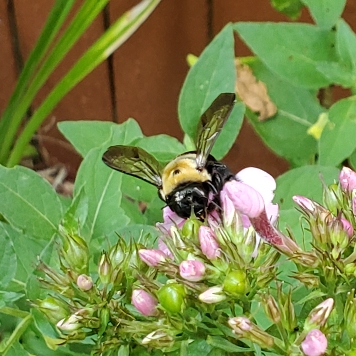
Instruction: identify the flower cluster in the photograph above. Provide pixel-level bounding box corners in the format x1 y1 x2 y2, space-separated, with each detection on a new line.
34 166 356 355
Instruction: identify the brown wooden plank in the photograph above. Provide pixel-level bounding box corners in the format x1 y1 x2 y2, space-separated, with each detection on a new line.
12 0 113 177
0 1 18 114
109 0 209 139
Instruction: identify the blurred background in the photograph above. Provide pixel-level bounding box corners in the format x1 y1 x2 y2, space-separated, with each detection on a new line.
1 0 355 180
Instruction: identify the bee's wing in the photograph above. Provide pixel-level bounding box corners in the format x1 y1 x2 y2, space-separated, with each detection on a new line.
195 93 236 169
102 145 163 188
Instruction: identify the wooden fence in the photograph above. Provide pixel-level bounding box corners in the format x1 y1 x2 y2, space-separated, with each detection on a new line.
1 0 356 179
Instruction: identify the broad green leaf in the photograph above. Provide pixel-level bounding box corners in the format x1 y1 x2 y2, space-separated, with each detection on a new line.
234 23 336 89
301 0 346 29
74 147 130 242
336 19 356 70
0 224 17 288
316 20 356 87
135 134 185 162
0 166 63 239
245 59 321 166
179 24 236 140
319 97 356 166
349 149 356 171
212 102 245 160
270 0 303 20
207 335 250 352
58 118 143 157
61 187 88 235
121 176 157 203
274 165 340 210
315 61 356 87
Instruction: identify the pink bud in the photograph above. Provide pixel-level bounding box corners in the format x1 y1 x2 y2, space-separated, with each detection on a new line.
198 226 221 260
132 289 158 316
56 313 81 331
76 274 93 291
220 190 236 227
179 260 206 282
341 217 354 237
301 329 327 356
198 286 226 304
138 249 166 267
223 180 265 218
339 167 356 191
293 195 317 213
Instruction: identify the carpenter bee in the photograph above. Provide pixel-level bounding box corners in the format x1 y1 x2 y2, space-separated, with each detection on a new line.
102 93 236 220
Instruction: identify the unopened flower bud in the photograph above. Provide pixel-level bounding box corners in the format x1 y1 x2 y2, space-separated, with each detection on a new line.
198 226 221 260
292 272 320 289
108 239 126 268
301 329 327 356
37 296 69 324
304 298 334 332
228 316 274 348
98 252 112 285
339 167 356 192
223 270 247 295
261 293 281 323
157 282 186 313
132 289 158 317
76 274 93 291
341 217 354 237
179 260 206 282
57 313 82 332
139 249 166 267
199 285 226 304
323 183 341 216
142 330 174 348
344 290 356 338
181 218 202 241
61 233 89 275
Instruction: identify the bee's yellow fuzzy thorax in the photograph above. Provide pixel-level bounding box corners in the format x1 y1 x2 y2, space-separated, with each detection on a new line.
160 154 211 198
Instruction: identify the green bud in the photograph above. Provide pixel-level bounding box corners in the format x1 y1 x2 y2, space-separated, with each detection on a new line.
38 296 69 324
98 308 110 336
291 272 320 289
345 262 356 276
98 252 112 285
109 238 126 268
181 218 202 241
323 183 341 216
304 298 334 332
261 293 281 323
61 233 89 275
344 290 356 338
223 270 247 295
157 282 186 313
277 285 297 332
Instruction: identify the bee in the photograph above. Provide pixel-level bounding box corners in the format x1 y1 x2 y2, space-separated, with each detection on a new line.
102 93 236 220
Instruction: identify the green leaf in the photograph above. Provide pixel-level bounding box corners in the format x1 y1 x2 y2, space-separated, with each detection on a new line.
301 0 346 29
315 61 356 87
336 19 356 70
74 147 130 243
270 0 304 20
61 187 88 235
0 166 63 239
135 134 185 162
0 224 17 288
319 97 356 166
245 59 321 166
178 24 236 140
58 118 143 157
234 22 336 89
207 335 250 352
274 165 340 210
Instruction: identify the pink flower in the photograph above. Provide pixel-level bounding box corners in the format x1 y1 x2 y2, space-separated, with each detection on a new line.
179 260 206 282
132 289 158 316
301 329 327 356
158 238 173 258
76 274 93 291
138 249 166 267
339 167 356 191
198 226 221 260
156 207 185 234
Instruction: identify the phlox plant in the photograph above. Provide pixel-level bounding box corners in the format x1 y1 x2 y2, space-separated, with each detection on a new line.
2 0 356 355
